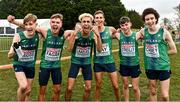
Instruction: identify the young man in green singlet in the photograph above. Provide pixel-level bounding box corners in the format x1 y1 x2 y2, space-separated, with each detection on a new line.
116 16 142 101
139 8 177 101
65 13 102 101
8 13 39 101
93 10 121 101
7 13 71 101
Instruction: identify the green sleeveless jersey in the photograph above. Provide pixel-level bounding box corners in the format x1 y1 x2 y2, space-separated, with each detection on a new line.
13 32 39 67
71 31 94 64
144 28 170 70
94 26 114 64
40 29 65 68
119 32 139 66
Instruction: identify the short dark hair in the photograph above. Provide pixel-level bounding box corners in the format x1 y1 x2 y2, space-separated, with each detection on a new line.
142 8 160 24
50 13 63 21
94 10 104 17
119 16 131 25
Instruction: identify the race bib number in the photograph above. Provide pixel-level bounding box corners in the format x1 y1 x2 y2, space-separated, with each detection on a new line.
18 50 35 62
145 44 159 58
45 48 61 61
75 46 91 57
96 43 110 56
121 43 135 56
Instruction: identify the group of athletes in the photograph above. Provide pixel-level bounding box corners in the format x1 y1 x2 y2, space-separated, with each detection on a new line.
7 7 177 101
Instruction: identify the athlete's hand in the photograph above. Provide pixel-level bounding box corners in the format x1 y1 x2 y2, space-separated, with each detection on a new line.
74 23 82 33
91 25 100 37
7 15 15 23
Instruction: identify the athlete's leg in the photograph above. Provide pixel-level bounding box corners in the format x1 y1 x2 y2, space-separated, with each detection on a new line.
53 84 61 101
109 71 121 101
122 76 129 101
15 72 28 101
94 72 103 101
149 80 157 101
132 77 140 102
51 68 62 101
65 78 76 101
38 85 47 101
160 78 170 101
38 68 50 101
25 79 33 101
83 80 91 101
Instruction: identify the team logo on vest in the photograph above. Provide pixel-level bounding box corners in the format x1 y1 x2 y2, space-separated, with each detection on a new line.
75 46 91 57
121 43 135 56
45 48 61 61
96 43 110 56
145 44 159 58
18 50 35 62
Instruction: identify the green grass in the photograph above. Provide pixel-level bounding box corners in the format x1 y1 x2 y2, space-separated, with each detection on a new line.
0 40 180 101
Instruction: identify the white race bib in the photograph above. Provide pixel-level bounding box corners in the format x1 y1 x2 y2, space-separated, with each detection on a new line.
75 46 91 57
18 50 35 62
145 44 159 58
121 43 135 56
45 48 61 61
96 43 110 56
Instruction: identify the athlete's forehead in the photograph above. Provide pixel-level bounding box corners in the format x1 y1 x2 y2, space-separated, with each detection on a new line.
94 13 104 18
50 18 62 22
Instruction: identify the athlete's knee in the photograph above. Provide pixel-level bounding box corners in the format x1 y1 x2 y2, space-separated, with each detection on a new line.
53 87 61 94
67 86 73 93
85 85 91 92
150 89 157 96
19 84 28 92
162 95 169 101
133 85 139 92
113 84 119 91
123 83 129 90
25 87 32 96
96 81 102 89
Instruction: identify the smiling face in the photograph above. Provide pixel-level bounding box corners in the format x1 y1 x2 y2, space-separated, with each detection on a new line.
120 22 132 34
144 14 157 29
94 13 105 27
24 20 37 36
81 16 92 34
50 18 62 35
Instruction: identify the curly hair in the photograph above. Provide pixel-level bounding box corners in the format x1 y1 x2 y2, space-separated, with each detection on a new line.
142 8 160 24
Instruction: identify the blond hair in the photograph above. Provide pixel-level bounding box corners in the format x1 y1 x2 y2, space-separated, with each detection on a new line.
78 13 94 22
23 13 37 24
50 13 63 21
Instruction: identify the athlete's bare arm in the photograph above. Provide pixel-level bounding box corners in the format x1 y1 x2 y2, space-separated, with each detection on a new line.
109 26 118 39
92 26 102 52
7 15 48 38
136 28 144 40
164 29 177 55
8 34 20 59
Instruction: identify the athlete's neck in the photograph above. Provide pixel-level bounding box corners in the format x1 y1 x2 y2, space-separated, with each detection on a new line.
98 25 105 32
24 31 35 38
124 30 132 36
148 25 159 34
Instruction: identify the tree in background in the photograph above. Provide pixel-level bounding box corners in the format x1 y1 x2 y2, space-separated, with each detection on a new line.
0 0 143 30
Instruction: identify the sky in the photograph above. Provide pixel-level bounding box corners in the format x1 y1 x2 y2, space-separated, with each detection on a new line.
121 0 179 21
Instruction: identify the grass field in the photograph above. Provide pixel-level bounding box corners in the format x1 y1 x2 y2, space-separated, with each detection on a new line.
0 39 180 101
